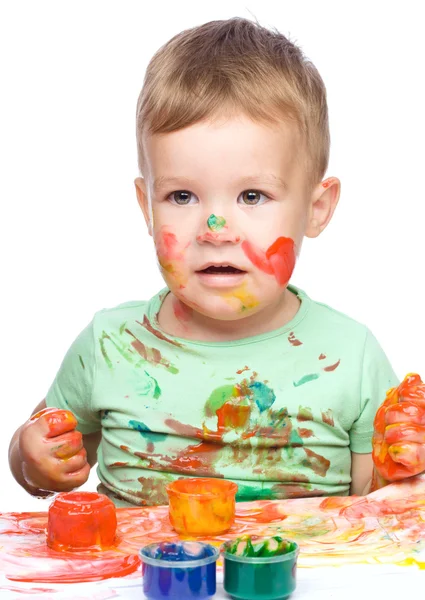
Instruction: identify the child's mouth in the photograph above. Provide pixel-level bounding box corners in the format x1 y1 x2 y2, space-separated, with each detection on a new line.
196 264 247 288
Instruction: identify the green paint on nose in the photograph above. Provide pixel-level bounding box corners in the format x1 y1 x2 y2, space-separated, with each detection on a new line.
207 214 226 231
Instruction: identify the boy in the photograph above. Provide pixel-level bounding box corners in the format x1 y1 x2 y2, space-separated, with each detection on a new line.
8 18 425 507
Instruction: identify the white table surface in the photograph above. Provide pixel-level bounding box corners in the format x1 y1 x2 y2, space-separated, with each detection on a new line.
0 564 423 600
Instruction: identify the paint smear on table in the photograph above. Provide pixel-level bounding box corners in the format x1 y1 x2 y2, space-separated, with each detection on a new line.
3 475 425 591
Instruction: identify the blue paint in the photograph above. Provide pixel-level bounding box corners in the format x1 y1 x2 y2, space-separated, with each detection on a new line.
249 381 276 412
128 419 169 444
140 541 219 599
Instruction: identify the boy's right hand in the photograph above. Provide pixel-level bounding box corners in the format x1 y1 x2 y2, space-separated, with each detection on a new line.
19 408 90 493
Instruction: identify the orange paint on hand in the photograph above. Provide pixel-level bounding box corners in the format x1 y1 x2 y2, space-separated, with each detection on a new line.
30 408 77 438
242 237 295 286
47 492 117 552
166 478 237 536
373 373 425 482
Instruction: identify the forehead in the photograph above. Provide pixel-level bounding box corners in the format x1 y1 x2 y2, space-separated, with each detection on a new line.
142 114 303 190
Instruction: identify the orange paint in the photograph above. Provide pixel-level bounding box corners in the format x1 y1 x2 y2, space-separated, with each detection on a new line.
241 237 296 286
30 408 77 438
166 478 237 536
47 492 117 552
373 373 425 482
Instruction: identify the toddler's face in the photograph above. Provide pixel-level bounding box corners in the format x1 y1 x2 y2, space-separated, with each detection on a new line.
137 114 330 320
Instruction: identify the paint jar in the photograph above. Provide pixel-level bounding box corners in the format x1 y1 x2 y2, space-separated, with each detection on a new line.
47 491 117 552
222 536 299 600
140 541 219 599
166 478 238 536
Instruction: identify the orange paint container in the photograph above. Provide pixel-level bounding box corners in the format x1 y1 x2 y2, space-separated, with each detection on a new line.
166 478 238 536
47 491 117 552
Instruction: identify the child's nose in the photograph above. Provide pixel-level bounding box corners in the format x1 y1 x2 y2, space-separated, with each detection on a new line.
196 213 241 245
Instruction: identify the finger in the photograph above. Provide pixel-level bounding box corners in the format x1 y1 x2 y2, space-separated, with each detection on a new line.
398 374 425 406
373 404 388 434
32 409 78 438
385 401 425 426
57 448 88 474
47 431 83 459
388 442 425 471
385 422 425 445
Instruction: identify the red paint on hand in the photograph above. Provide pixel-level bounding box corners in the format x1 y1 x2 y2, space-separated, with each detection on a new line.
372 373 425 482
30 408 78 438
242 237 296 286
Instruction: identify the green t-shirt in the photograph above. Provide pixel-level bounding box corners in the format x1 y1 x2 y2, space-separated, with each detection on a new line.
45 286 398 506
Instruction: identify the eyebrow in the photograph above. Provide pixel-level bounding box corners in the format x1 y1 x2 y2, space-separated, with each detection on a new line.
153 174 287 192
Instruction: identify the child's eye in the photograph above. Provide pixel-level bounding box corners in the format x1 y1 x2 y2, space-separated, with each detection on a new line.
168 190 198 205
238 190 268 206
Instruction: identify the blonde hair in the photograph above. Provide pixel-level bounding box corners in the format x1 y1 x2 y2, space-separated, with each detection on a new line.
136 17 329 185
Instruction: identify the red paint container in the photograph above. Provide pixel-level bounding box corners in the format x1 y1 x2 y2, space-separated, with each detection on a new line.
47 491 117 552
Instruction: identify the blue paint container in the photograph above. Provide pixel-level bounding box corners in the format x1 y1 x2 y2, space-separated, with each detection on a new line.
139 541 219 599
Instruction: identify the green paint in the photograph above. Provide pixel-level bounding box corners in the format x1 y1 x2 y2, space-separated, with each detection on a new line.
99 330 179 374
225 536 297 558
129 419 169 444
223 536 299 600
236 483 278 501
297 406 313 421
207 214 226 231
289 428 304 446
78 355 85 370
144 371 161 399
119 322 127 335
293 373 319 387
204 384 235 417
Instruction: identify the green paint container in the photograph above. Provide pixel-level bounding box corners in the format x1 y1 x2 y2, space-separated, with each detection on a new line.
222 537 299 600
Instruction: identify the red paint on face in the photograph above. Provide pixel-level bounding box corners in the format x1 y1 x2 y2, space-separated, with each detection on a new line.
242 237 295 286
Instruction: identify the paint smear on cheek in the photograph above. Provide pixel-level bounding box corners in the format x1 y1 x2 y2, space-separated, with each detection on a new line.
155 227 188 287
222 283 259 312
242 237 296 286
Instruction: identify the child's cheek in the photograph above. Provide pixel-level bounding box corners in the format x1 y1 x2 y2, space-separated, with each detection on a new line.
155 226 189 288
242 237 296 286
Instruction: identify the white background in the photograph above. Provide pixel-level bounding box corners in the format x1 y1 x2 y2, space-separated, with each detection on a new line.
0 0 424 513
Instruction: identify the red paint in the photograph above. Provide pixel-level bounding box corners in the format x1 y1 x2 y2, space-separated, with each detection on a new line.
242 237 295 286
6 555 140 583
319 353 326 360
321 410 335 427
237 366 250 374
30 408 78 438
216 403 251 430
297 427 314 438
373 373 425 482
47 492 117 552
137 315 183 348
288 332 302 346
172 297 193 323
302 448 330 477
323 359 340 372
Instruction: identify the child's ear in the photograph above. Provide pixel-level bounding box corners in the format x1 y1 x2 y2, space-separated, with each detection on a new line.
305 177 340 238
134 177 152 236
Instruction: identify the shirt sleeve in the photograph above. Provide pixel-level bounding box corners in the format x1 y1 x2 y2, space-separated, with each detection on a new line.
349 329 399 453
45 320 101 434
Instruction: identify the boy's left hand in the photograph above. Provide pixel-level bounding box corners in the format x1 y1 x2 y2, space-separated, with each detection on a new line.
372 373 425 482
